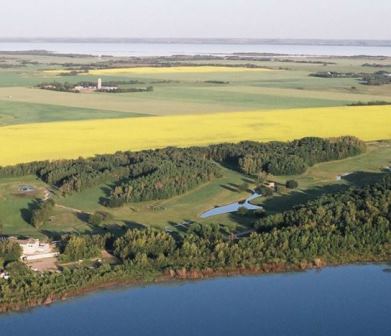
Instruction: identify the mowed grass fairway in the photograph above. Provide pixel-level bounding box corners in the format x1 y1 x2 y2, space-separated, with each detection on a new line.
1 105 391 166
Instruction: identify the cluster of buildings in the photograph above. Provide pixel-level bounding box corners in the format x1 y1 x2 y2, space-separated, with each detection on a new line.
74 78 118 92
0 237 59 278
12 238 59 262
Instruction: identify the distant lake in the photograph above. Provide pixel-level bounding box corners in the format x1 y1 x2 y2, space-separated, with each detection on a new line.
1 264 390 336
1 42 391 57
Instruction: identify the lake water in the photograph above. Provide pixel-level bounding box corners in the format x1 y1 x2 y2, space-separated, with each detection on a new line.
1 42 391 57
0 264 390 336
200 192 262 218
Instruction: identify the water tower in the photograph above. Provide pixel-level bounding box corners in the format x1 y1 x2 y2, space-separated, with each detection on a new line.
97 78 102 90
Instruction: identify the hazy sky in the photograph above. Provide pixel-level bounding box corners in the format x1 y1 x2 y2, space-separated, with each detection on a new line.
2 0 390 39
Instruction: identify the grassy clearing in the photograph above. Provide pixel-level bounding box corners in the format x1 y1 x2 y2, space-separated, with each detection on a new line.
0 176 48 237
56 165 253 231
0 105 390 166
0 165 253 237
253 141 391 212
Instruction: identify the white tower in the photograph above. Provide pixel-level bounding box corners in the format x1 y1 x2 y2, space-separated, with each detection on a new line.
97 78 102 90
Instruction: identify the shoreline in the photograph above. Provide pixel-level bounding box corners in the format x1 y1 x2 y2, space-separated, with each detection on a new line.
1 257 389 315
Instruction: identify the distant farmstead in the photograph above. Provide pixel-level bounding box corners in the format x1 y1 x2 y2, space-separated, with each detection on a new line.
75 78 118 92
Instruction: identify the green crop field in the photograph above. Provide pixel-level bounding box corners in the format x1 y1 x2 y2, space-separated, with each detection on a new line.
0 100 146 125
0 52 390 127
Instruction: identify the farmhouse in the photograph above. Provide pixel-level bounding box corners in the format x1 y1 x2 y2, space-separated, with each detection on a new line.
12 238 59 261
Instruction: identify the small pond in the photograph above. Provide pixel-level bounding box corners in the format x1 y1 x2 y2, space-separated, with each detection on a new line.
200 192 262 218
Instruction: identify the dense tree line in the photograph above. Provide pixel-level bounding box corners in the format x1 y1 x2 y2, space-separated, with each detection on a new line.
348 101 391 107
0 240 21 267
106 157 221 207
0 175 390 312
37 81 77 92
204 136 365 175
310 71 362 79
255 174 391 233
0 137 365 204
98 86 153 93
112 175 391 270
61 235 107 262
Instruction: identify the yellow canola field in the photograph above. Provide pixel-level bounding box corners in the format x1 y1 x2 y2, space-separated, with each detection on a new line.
1 105 391 166
45 66 272 76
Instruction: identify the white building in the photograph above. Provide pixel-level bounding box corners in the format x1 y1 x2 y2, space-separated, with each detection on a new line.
14 239 59 261
97 78 102 90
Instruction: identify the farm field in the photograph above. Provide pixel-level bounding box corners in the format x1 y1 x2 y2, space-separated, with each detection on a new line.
0 51 390 239
0 105 390 166
0 99 146 126
0 53 390 126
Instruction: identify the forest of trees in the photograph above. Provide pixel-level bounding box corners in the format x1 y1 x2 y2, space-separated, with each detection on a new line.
106 156 221 207
204 136 366 175
0 136 366 206
0 174 389 312
60 235 107 262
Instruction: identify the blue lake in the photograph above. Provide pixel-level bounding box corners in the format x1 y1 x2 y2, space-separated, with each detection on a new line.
1 42 391 57
0 264 390 336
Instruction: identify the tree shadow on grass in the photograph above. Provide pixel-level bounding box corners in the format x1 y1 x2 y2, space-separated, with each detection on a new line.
99 184 114 206
40 230 67 241
261 184 349 213
227 213 259 230
123 220 146 231
226 171 389 227
220 184 239 192
242 177 256 184
20 199 41 225
75 212 90 223
260 171 388 214
342 171 388 187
